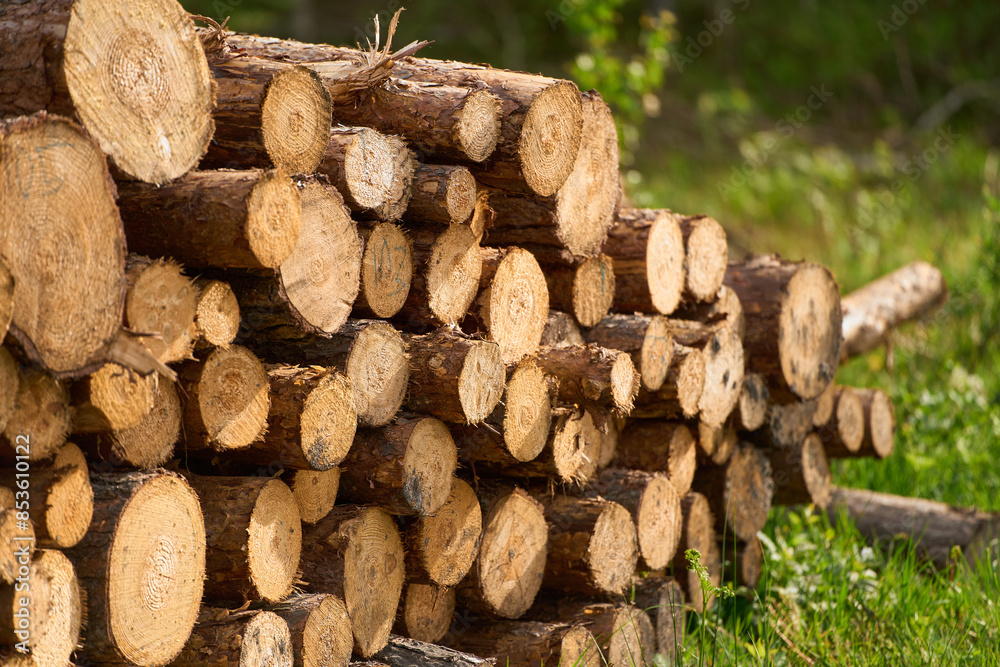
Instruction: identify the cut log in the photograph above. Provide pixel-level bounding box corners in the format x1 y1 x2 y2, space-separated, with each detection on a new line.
118 168 302 271
71 362 158 433
603 209 685 315
534 345 639 416
230 177 362 336
672 492 721 612
355 223 414 318
841 261 947 359
288 468 340 525
552 603 655 667
669 320 745 428
0 550 82 667
766 433 832 508
404 478 482 586
584 468 682 570
0 507 34 586
64 470 205 665
725 255 841 402
178 345 270 451
473 248 550 365
481 90 619 257
459 487 548 619
334 79 500 163
585 314 673 392
395 225 482 327
848 388 896 459
540 310 585 347
0 114 125 376
444 619 600 667
399 584 455 644
536 254 616 328
0 0 214 183
0 349 18 434
404 330 505 424
721 536 764 589
673 283 746 340
406 163 478 224
632 343 706 420
173 608 293 667
629 576 685 662
733 373 769 432
187 475 301 603
201 57 333 174
75 374 180 469
368 635 497 667
827 487 1000 569
2 369 71 462
811 380 836 428
704 424 739 466
596 413 625 469
272 593 354 667
193 279 241 349
615 421 697 496
318 127 415 221
692 444 773 542
122 255 199 365
679 215 728 302
298 506 405 657
816 386 865 457
749 399 817 450
338 416 457 516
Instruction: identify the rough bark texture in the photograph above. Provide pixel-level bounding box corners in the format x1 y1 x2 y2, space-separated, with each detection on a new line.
368 635 496 667
444 619 599 667
746 399 817 450
692 444 774 542
318 127 415 221
615 421 698 496
540 310 585 348
603 209 686 315
766 433 832 508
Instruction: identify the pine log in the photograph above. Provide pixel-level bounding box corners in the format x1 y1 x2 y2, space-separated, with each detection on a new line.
583 468 682 570
540 310 585 347
404 478 482 586
732 373 769 432
678 215 728 302
74 374 180 469
615 421 697 496
0 114 125 376
0 550 82 667
71 362 158 433
1 369 71 462
459 487 548 619
841 261 947 359
481 90 620 257
298 506 405 657
230 177 362 337
585 314 673 392
0 504 34 586
318 127 415 221
748 399 817 450
355 222 414 318
193 279 242 349
692 444 773 542
177 346 270 451
0 0 214 183
720 536 764 589
472 248 550 365
534 253 616 328
121 255 199 365
173 608 293 667
842 388 896 459
816 386 865 457
399 584 455 644
668 319 745 428
201 57 332 174
703 424 740 466
672 492 722 612
631 343 706 420
406 163 478 224
673 283 746 340
367 635 497 667
288 467 340 525
394 225 482 327
444 618 600 667
548 603 655 667
725 255 841 402
0 349 18 434
338 416 457 516
629 575 685 662
271 593 354 667
534 344 639 416
603 209 685 315
404 330 505 424
64 470 205 665
596 413 625 469
827 487 1000 569
766 433 832 508
811 380 837 428
187 475 301 603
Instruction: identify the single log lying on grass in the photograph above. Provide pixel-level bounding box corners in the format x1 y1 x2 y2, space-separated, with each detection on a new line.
672 492 722 612
319 127 415 221
272 593 354 667
404 478 482 587
355 222 413 319
445 618 600 667
534 345 640 416
2 369 71 462
692 444 774 542
474 248 550 365
399 584 455 644
615 421 697 496
816 386 865 457
585 314 673 392
766 433 832 508
603 209 685 315
193 279 241 349
124 255 199 365
840 261 947 360
0 0 214 184
174 608 293 667
406 163 478 223
629 575 686 662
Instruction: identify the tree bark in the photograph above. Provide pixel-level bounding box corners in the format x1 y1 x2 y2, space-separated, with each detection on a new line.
368 635 497 667
405 163 478 224
123 255 199 365
692 444 774 542
765 433 832 508
540 310 585 348
615 421 697 496
403 478 482 587
603 209 686 315
444 618 599 667
172 608 293 667
354 222 414 319
318 127 415 221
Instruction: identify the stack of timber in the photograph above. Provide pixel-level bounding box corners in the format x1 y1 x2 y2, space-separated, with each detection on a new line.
0 2 940 665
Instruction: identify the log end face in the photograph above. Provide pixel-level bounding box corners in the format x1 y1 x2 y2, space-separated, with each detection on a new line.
241 611 294 667
502 359 552 462
262 66 333 175
291 468 340 525
636 474 682 570
427 225 482 326
868 389 896 459
45 443 94 548
248 479 302 603
83 362 159 431
195 279 241 348
360 223 413 318
402 418 458 516
344 508 405 657
647 212 686 315
668 424 698 496
304 594 354 667
445 166 478 223
126 258 199 365
737 373 770 432
727 445 775 542
457 340 505 424
779 264 842 400
801 433 833 509
198 346 270 450
836 387 866 453
519 80 584 197
484 248 549 364
684 216 728 301
639 316 673 391
107 378 181 468
608 606 656 667
698 327 745 428
418 478 483 587
457 90 501 163
560 625 602 667
349 321 409 427
18 550 82 667
676 347 706 419
587 502 638 595
573 255 615 328
4 371 71 462
551 411 601 484
610 351 641 415
403 583 456 644
300 372 357 470
246 169 303 269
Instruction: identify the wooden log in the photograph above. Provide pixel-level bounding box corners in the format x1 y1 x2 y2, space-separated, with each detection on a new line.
533 253 616 328
404 478 482 586
481 90 620 258
0 350 18 435
367 635 497 667
846 388 896 459
395 225 482 328
230 177 362 337
692 444 773 542
459 487 548 619
118 168 302 271
629 576 685 662
399 584 455 644
318 127 415 221
631 343 706 420
1 369 71 462
172 608 293 667
444 618 600 667
123 255 198 365
725 255 841 402
64 470 205 665
178 345 270 451
549 603 654 667
187 475 301 603
0 549 82 666
74 374 180 469
355 222 414 318
533 345 639 416
0 114 125 377
720 535 764 589
404 330 505 425
583 468 682 570
472 248 550 365
816 386 865 457
669 320 745 428
603 209 685 315
287 468 340 525
540 310 585 348
271 593 354 667
672 492 721 612
841 261 947 359
71 362 158 433
0 0 214 183
827 487 1000 569
766 433 832 508
732 373 769 432
748 399 817 450
0 492 34 586
811 380 837 428
701 423 740 466
585 314 673 392
678 215 728 302
615 421 697 496
596 413 625 469
673 283 746 340
298 506 405 657
338 416 457 516
193 279 241 350
200 57 333 174
406 163 478 224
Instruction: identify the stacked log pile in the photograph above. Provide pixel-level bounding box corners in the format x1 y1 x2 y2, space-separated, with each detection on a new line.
0 2 942 666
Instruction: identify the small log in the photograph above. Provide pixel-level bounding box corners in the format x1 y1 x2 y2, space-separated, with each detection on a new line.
404 478 482 586
672 492 721 612
725 255 841 402
0 349 18 434
732 373 769 432
71 362 158 433
1 369 71 462
299 506 405 657
700 423 739 466
534 345 639 416
816 386 865 457
398 584 455 644
123 255 199 365
173 608 293 667
193 279 241 349
615 421 697 496
118 168 302 270
444 618 600 667
673 283 746 340
473 248 550 365
720 536 764 589
679 215 728 302
338 416 457 516
603 209 685 315
0 503 34 586
766 433 832 508
355 222 414 319
187 475 301 603
748 399 817 450
631 343 706 420
585 314 673 392
272 593 354 667
841 261 947 359
629 576 685 662
64 471 205 665
811 380 837 428
550 603 655 667
847 388 896 459
368 635 497 667
540 310 585 348
404 330 505 425
395 225 482 328
288 468 340 525
406 163 478 224
692 444 774 542
318 127 415 221
668 320 745 428
533 253 616 329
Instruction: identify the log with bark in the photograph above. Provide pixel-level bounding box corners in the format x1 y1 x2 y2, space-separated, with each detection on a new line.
193 279 241 349
668 319 745 428
631 342 706 420
355 222 414 318
318 127 415 221
748 399 817 450
672 492 722 612
585 314 674 393
692 444 774 542
533 344 640 417
0 0 214 183
816 386 865 457
603 208 685 315
1 368 71 462
811 380 837 428
532 253 616 328
404 478 482 587
766 433 832 508
678 215 728 302
71 362 158 433
732 373 769 432
444 618 600 667
123 255 199 365
849 388 896 459
547 603 655 667
287 467 340 525
629 575 686 663
395 225 482 328
271 593 355 667
540 310 585 348
405 163 478 224
399 584 455 644
64 470 206 666
615 421 697 496
173 608 294 667
367 635 497 667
